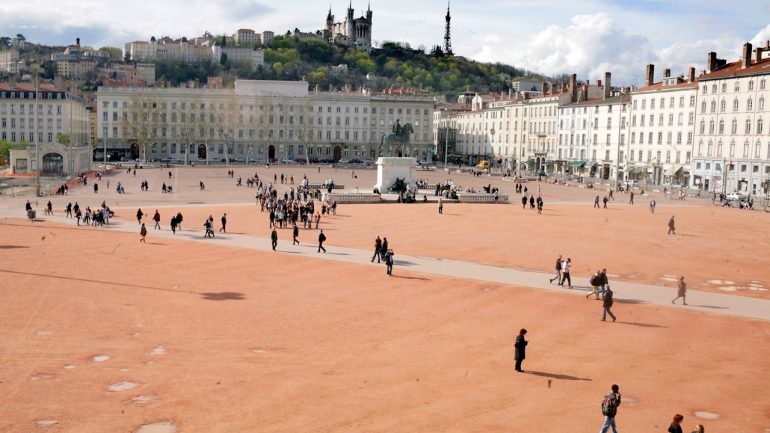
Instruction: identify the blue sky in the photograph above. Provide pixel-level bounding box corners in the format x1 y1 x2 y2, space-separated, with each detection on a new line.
1 0 769 85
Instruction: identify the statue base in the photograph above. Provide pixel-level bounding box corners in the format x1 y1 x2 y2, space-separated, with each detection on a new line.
374 157 417 193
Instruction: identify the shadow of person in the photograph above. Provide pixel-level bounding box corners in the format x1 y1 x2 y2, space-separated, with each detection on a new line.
201 292 246 301
525 370 591 381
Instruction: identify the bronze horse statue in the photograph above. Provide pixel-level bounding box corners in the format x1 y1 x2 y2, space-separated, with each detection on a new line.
378 119 414 157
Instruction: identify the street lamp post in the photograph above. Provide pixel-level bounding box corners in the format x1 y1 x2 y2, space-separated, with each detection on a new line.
33 65 41 197
443 120 449 170
219 129 231 166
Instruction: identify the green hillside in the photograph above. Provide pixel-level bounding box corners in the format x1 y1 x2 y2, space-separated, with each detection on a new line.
156 35 551 97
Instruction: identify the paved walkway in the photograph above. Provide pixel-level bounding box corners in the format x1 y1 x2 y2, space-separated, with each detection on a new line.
12 212 770 322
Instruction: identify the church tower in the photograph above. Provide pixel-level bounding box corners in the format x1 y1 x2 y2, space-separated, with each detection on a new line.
325 6 334 41
443 1 453 56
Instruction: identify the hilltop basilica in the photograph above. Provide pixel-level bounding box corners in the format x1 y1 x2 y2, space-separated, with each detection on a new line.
324 3 373 51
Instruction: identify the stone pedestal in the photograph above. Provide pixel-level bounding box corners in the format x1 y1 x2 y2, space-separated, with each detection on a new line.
375 157 417 192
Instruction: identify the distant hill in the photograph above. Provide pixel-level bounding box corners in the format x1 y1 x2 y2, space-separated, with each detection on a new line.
156 35 555 97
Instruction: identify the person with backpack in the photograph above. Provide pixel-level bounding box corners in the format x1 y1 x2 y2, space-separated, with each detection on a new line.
514 328 528 372
292 223 300 245
602 285 616 322
271 228 278 251
600 384 622 433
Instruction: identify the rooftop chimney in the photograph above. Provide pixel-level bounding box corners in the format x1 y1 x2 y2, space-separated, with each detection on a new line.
541 81 547 95
664 68 671 78
757 47 765 63
570 74 577 103
707 52 717 72
645 64 654 87
742 42 752 68
603 71 612 100
688 67 696 82
76 37 80 46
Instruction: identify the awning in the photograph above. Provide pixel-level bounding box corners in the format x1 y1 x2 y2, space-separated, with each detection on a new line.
570 160 586 167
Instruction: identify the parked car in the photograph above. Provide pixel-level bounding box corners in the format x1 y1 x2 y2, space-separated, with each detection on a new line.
279 158 294 164
293 157 308 164
725 192 744 201
337 159 351 164
417 159 431 167
349 158 364 164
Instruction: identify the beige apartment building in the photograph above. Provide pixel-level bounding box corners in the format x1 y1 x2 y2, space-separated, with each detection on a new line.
96 80 434 163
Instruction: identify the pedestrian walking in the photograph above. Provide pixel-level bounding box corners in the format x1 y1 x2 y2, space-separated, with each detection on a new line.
588 270 602 299
514 328 528 372
271 228 278 250
594 194 601 208
292 223 300 245
601 285 617 322
65 203 72 218
46 201 53 215
603 196 609 208
317 229 327 253
220 213 227 233
549 255 562 284
170 215 177 234
668 215 676 234
629 191 634 205
599 384 622 433
139 223 147 243
559 258 572 288
384 248 394 276
175 212 184 231
650 199 656 213
153 210 161 230
380 237 389 261
438 196 443 214
672 276 687 305
371 236 382 263
668 414 684 433
136 208 143 224
600 268 608 298
315 212 321 229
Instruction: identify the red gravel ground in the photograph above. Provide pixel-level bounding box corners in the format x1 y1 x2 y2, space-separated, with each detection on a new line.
113 199 770 298
0 220 769 432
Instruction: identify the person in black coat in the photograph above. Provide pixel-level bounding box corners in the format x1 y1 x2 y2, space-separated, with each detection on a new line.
514 328 528 372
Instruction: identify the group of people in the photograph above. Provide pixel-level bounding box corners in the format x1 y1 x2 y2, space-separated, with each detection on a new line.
521 193 544 213
371 235 395 276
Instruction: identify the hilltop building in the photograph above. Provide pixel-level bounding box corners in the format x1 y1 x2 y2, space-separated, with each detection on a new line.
324 3 373 51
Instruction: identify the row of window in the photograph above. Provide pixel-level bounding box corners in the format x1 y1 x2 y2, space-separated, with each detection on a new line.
101 99 431 116
700 96 766 113
0 118 65 130
633 96 696 110
702 79 767 95
696 139 770 159
699 118 765 135
0 104 64 115
0 131 57 143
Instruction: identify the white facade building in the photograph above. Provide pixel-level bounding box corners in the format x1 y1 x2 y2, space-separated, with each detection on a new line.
211 45 264 70
690 42 770 197
1 82 91 176
627 65 697 186
95 80 434 164
557 74 629 181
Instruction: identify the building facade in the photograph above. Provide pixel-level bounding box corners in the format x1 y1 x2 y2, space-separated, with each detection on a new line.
1 82 91 176
233 29 259 46
124 37 211 63
0 49 21 73
690 42 770 197
627 65 697 186
557 75 629 182
95 80 434 163
211 45 264 70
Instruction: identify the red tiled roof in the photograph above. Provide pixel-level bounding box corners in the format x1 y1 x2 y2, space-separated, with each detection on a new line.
0 82 62 92
633 80 698 93
698 58 770 81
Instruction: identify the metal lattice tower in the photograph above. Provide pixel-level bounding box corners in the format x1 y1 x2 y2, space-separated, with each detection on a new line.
443 1 453 55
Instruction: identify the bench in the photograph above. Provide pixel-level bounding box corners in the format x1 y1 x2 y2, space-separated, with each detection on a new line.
326 193 382 204
457 193 509 204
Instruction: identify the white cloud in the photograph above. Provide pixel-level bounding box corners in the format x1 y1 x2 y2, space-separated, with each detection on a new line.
472 13 655 83
750 24 770 48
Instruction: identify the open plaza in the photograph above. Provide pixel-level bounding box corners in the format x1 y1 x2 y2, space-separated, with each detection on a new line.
1 163 769 433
